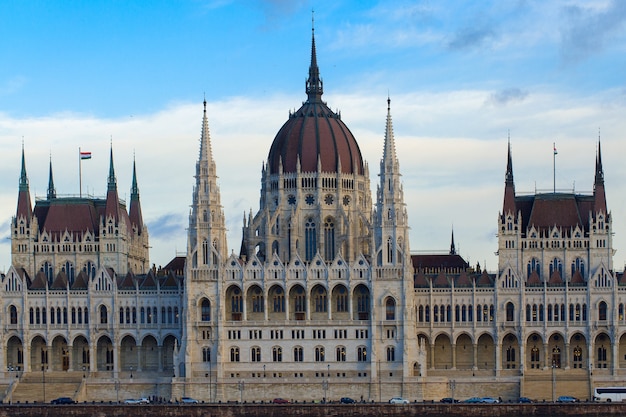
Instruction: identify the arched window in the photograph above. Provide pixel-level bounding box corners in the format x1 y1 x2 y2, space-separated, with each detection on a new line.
294 347 303 362
455 305 460 322
385 298 396 320
527 258 540 279
99 305 108 324
571 258 585 279
201 299 211 321
83 261 96 279
418 305 424 322
41 261 54 286
272 346 282 362
386 237 394 263
530 345 540 369
505 346 516 369
203 347 211 362
549 257 562 276
324 217 335 261
251 347 261 362
599 301 608 321
387 346 395 361
315 346 325 362
314 287 327 313
573 346 582 368
433 305 439 323
357 346 367 362
230 347 240 362
29 307 34 324
336 346 346 362
63 261 75 285
140 307 145 323
506 302 514 321
202 239 209 265
305 218 316 261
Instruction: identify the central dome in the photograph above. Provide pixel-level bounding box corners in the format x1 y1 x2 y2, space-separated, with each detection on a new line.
267 30 364 176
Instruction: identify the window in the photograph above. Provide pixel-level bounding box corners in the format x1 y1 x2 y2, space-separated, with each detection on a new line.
336 346 346 362
230 347 240 362
530 345 540 369
305 218 316 261
315 346 325 362
294 347 303 362
251 347 261 362
599 301 608 321
273 288 285 313
315 287 327 313
336 287 348 312
506 302 514 321
324 217 335 261
201 299 211 321
99 305 108 324
385 298 396 320
357 346 367 362
505 346 516 369
386 346 395 362
272 346 282 362
203 347 211 362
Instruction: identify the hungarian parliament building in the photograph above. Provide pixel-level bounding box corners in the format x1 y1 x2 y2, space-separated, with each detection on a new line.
1 31 623 404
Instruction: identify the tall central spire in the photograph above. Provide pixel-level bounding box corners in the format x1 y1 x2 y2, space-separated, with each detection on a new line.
305 14 323 102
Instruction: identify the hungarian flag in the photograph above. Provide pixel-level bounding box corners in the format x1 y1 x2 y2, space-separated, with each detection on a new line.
80 151 92 160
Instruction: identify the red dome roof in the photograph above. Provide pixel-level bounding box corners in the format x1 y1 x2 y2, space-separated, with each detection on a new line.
266 29 364 176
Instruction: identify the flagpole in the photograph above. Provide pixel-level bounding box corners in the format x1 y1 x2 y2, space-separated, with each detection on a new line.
79 147 82 198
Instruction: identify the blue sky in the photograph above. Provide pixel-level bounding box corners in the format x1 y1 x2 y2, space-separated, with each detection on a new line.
1 0 626 272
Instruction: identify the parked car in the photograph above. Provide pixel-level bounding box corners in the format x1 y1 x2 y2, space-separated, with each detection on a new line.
50 397 75 404
272 398 290 404
440 397 459 403
389 397 409 404
518 397 533 403
463 397 483 403
138 397 150 404
124 399 142 404
181 397 199 404
557 395 578 403
340 397 356 404
481 397 500 404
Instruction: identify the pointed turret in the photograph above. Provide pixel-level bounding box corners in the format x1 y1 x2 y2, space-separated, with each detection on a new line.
502 139 516 216
104 145 120 224
129 157 144 234
449 228 456 255
16 144 32 223
305 20 323 103
47 156 56 199
594 139 607 214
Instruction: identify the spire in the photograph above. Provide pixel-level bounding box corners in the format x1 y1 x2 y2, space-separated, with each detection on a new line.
105 145 120 224
129 156 144 234
305 13 323 103
449 228 456 255
47 156 56 199
502 138 516 215
382 96 397 166
593 138 607 214
199 97 213 163
16 143 33 223
107 144 117 191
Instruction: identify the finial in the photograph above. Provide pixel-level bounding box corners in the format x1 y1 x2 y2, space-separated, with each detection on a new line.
312 9 315 34
204 93 207 113
387 95 391 112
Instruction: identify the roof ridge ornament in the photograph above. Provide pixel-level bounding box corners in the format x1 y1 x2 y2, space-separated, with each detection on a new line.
306 11 323 102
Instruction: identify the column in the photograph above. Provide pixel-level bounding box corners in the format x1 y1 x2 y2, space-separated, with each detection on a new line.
472 343 478 370
451 343 457 369
564 342 570 370
495 341 501 376
543 342 550 369
430 343 435 369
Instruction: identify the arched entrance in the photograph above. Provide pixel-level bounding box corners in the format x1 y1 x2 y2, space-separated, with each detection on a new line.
7 335 24 371
569 333 587 369
477 333 495 370
71 335 89 372
141 335 159 371
455 333 473 369
96 335 114 371
51 335 70 371
434 334 452 369
548 333 565 368
501 333 519 369
526 333 544 370
30 335 48 372
120 335 137 371
162 335 177 374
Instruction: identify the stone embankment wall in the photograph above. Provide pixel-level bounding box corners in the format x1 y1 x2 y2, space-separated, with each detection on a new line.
0 403 624 417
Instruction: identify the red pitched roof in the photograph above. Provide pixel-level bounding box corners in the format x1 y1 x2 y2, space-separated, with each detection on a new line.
527 270 541 286
548 270 563 285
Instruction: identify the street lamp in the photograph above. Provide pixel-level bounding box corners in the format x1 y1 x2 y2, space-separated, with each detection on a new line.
551 360 556 402
82 365 86 379
327 364 330 402
449 379 456 402
130 365 133 379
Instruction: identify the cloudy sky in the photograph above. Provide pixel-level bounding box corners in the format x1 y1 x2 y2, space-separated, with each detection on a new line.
1 0 626 273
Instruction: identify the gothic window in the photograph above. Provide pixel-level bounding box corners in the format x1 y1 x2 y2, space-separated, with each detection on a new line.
575 304 581 321
62 261 75 285
573 346 582 368
386 237 394 263
357 346 367 362
201 299 211 321
83 261 96 279
530 345 540 369
252 290 264 313
552 347 561 368
324 217 335 261
506 302 514 321
315 346 325 362
549 257 562 276
288 195 296 205
273 288 285 313
203 347 211 362
202 239 209 265
84 307 89 324
387 346 395 361
305 218 316 261
599 301 608 321
455 305 460 322
42 307 47 324
571 258 585 279
99 305 108 324
425 305 430 322
548 304 553 321
41 261 54 286
230 347 240 362
336 287 348 312
305 194 315 205
294 288 306 313
386 298 396 320
468 304 473 321
140 307 145 323
433 305 439 323
29 308 34 325
294 346 303 362
336 346 346 362
251 347 261 362
147 307 153 324
526 304 531 322
527 258 540 279
505 346 516 369
476 304 482 322
461 305 467 322
315 287 327 313
597 345 607 368
418 305 424 322
212 239 219 264
324 194 333 205
342 195 350 206
231 288 243 315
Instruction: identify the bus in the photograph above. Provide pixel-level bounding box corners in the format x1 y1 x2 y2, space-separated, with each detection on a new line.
593 387 626 402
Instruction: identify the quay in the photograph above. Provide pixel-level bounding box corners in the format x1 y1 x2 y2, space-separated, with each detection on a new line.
0 403 623 417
